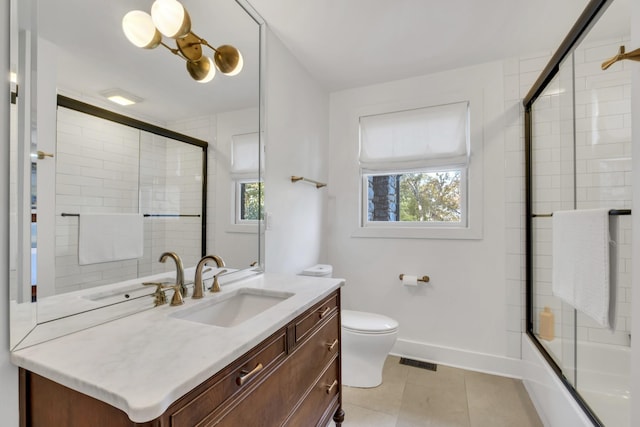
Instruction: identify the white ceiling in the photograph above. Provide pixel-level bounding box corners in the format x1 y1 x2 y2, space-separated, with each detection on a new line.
34 0 628 123
37 0 261 123
248 0 595 91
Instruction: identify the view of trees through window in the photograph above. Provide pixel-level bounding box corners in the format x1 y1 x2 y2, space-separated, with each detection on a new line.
240 181 263 221
367 171 461 222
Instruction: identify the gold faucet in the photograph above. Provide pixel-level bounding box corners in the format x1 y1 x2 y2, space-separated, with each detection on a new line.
142 281 184 306
159 252 186 297
210 268 228 293
165 283 184 306
142 282 167 306
193 255 225 298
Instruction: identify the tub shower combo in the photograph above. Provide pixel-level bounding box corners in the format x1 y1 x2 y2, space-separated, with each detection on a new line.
525 0 633 425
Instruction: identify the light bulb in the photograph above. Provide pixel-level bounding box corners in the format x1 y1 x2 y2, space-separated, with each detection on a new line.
151 0 191 39
122 11 161 49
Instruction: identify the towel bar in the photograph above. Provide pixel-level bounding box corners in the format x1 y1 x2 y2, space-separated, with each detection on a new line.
61 213 201 218
532 209 631 218
291 176 327 188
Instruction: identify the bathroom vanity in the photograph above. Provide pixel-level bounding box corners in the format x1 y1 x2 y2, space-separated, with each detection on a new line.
13 274 344 426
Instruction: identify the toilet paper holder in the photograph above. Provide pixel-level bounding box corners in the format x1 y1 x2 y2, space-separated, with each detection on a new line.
399 274 430 283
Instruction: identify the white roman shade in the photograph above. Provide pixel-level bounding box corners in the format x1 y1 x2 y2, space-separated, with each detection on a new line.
359 101 469 171
231 132 261 176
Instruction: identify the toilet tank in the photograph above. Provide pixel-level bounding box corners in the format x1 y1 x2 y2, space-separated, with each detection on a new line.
300 264 333 278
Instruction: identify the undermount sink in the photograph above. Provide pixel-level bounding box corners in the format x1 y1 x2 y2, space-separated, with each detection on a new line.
169 288 294 327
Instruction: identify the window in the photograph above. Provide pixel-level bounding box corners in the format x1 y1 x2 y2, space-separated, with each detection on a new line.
359 102 469 229
231 133 263 225
235 180 264 222
365 169 464 225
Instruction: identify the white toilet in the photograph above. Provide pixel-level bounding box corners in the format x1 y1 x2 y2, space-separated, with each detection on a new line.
300 264 399 388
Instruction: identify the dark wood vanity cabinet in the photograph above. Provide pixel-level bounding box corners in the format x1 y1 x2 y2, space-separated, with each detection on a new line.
20 290 344 427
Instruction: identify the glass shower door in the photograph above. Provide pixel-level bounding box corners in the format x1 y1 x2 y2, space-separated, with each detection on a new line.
529 0 632 424
531 56 578 388
570 0 632 424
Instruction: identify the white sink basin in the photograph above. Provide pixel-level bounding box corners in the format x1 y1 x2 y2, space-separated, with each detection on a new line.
169 288 294 327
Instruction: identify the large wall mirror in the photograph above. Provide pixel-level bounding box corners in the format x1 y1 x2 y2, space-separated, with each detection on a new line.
10 0 264 350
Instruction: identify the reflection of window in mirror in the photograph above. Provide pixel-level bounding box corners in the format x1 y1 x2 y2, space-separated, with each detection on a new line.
231 133 262 226
235 180 264 223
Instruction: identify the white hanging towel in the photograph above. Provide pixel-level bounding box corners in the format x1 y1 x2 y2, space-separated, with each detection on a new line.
78 213 144 265
552 208 611 327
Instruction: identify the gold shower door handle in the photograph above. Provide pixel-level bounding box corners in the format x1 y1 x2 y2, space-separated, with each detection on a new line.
37 151 54 160
236 362 263 386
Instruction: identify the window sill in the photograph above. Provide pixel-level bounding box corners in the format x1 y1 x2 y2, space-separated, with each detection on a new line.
351 225 482 240
225 223 260 234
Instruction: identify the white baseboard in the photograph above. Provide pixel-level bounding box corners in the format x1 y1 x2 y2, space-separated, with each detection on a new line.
391 338 522 379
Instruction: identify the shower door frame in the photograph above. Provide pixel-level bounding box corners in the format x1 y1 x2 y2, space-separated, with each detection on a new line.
523 0 613 426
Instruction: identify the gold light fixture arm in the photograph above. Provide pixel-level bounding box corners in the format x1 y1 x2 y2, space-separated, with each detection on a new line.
158 41 188 61
601 45 640 70
190 31 218 53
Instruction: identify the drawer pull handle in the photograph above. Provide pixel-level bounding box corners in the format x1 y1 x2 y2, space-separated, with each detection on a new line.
325 379 338 394
326 339 339 352
319 307 331 318
236 362 263 386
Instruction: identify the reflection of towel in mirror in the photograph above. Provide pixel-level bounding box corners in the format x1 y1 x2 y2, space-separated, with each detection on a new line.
79 213 143 265
552 208 611 328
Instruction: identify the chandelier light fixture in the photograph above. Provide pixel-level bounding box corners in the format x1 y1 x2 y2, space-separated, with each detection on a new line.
122 0 244 83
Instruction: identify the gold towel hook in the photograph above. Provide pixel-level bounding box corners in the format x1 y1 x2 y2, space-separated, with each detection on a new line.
601 45 640 70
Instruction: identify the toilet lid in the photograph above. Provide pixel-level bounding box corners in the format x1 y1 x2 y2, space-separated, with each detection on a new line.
342 310 399 333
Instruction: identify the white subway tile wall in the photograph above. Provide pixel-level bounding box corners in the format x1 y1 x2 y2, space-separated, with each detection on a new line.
54 108 204 293
508 36 632 353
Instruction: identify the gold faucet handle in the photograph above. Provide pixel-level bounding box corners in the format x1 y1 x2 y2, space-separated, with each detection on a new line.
210 269 228 293
142 282 167 306
164 283 184 306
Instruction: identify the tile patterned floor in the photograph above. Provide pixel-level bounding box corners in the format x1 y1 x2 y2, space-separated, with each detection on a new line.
330 356 543 427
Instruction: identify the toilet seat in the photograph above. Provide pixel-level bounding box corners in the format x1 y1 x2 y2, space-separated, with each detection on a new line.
342 310 399 334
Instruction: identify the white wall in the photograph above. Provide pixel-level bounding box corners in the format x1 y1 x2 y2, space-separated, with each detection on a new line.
263 28 330 274
214 108 261 267
327 62 515 374
1 0 20 423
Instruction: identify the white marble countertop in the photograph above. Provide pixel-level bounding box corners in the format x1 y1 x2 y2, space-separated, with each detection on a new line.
11 273 343 422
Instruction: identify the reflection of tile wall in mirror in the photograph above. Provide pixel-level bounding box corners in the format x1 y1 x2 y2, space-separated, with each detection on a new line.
53 107 205 296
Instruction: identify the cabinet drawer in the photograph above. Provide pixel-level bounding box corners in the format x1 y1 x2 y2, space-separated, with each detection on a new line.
284 358 340 427
200 315 339 427
289 313 339 390
170 330 287 427
294 293 338 345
